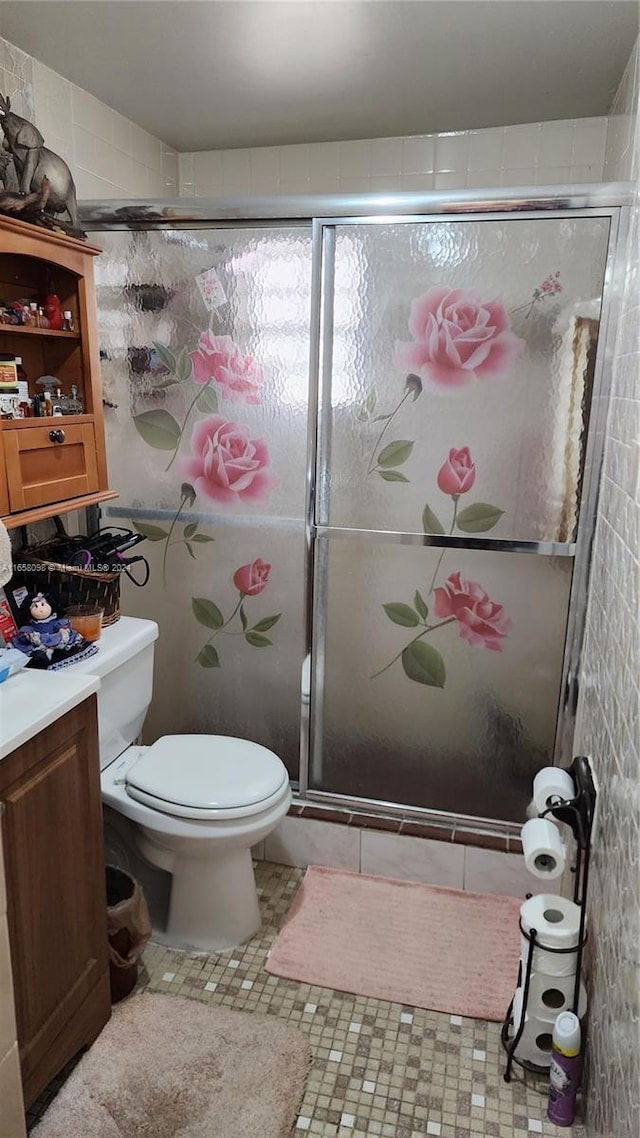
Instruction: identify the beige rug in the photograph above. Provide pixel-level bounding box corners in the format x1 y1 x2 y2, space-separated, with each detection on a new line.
32 992 311 1138
266 865 521 1021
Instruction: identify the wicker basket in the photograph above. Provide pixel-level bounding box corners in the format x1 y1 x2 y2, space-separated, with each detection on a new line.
18 537 121 626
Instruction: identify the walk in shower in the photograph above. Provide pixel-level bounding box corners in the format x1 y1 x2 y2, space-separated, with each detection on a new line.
86 187 625 832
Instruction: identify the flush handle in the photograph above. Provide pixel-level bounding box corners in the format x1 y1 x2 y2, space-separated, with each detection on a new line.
49 429 65 444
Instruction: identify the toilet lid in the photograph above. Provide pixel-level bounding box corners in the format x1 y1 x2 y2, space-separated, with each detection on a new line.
125 735 288 811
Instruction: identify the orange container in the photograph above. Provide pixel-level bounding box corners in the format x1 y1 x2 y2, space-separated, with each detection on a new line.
66 604 103 642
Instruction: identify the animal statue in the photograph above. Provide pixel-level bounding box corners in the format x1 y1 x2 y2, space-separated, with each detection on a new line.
0 172 50 216
0 93 80 230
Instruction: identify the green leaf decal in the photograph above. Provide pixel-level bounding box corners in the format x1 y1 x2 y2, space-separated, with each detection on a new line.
196 385 219 414
401 641 446 688
422 504 445 535
366 386 377 414
152 341 176 373
240 604 248 631
414 590 429 620
251 614 281 633
245 632 272 647
192 597 224 630
377 440 414 468
181 482 196 507
190 533 215 543
184 522 198 539
133 521 169 541
185 543 196 560
133 409 181 450
175 347 193 383
198 644 220 668
456 503 504 533
383 603 420 627
404 373 423 401
379 470 410 483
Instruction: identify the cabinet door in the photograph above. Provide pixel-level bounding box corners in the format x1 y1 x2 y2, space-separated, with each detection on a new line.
0 698 110 1100
3 422 99 511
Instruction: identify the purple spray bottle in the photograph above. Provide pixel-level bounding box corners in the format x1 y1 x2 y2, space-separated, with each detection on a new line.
547 1011 582 1126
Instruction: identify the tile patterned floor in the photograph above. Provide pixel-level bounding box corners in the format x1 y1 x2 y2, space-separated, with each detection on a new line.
27 861 586 1137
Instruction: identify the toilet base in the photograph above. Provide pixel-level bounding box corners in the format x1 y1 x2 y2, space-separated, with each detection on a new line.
137 833 261 952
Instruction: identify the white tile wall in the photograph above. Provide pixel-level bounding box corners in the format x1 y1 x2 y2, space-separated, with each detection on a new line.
179 117 609 198
264 816 360 871
360 830 464 889
260 816 541 897
577 38 640 1138
0 35 178 201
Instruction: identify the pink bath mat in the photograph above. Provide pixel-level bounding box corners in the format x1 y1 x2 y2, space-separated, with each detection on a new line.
267 865 522 1021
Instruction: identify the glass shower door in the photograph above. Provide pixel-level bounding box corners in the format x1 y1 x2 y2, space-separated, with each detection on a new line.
309 214 612 822
94 224 312 779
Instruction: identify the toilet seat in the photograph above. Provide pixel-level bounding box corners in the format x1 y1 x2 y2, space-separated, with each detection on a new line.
124 734 290 820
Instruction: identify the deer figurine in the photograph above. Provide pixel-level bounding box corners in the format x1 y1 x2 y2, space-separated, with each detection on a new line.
0 93 80 231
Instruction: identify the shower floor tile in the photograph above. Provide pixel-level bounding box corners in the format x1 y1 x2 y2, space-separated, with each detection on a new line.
27 862 586 1136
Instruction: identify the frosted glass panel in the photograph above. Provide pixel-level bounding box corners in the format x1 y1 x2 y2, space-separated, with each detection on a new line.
98 227 311 519
324 218 609 541
311 540 573 821
95 227 312 778
117 525 304 777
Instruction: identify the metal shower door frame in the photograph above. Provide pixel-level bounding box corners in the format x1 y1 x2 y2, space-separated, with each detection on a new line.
82 185 629 831
300 196 628 830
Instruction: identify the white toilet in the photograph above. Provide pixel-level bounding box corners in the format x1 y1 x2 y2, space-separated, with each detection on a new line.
74 616 291 952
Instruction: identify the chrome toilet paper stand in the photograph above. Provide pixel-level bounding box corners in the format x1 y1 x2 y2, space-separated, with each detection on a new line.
501 755 597 1082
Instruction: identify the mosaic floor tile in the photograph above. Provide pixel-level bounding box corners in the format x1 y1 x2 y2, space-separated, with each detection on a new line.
27 861 586 1136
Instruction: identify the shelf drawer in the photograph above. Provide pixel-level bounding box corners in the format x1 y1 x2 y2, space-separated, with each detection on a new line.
3 421 99 511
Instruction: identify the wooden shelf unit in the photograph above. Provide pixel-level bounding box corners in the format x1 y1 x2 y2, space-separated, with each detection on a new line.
0 216 116 524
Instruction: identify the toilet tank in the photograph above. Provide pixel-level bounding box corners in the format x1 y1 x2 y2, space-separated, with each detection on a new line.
71 616 158 769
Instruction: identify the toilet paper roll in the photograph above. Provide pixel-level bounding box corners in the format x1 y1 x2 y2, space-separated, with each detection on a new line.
520 894 582 977
521 817 566 879
509 988 554 1067
526 975 587 1022
533 766 576 813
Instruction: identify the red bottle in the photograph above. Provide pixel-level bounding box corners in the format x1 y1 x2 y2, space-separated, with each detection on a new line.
42 292 64 331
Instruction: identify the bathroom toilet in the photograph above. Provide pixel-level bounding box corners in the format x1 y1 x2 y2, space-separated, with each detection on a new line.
74 616 291 952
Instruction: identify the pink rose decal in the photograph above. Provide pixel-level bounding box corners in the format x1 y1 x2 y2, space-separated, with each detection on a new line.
190 332 265 404
434 571 510 651
182 415 275 506
437 447 476 496
396 286 524 390
233 558 271 596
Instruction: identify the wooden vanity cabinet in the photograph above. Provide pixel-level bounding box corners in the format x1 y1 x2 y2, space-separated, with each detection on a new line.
0 696 111 1108
0 215 118 529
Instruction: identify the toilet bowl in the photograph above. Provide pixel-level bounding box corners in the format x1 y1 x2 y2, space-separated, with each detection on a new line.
73 617 291 952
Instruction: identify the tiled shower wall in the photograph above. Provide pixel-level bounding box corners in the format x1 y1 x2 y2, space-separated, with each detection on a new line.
178 116 608 197
0 36 178 199
575 39 640 1138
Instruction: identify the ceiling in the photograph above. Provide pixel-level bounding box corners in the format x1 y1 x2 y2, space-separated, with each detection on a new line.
1 1 638 152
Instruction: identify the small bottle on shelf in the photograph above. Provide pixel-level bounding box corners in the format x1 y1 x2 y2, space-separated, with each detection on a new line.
42 390 53 416
67 384 83 414
52 386 64 416
28 301 39 327
38 307 50 329
62 310 75 332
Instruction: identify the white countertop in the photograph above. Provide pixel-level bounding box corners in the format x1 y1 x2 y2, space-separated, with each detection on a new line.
0 669 101 760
